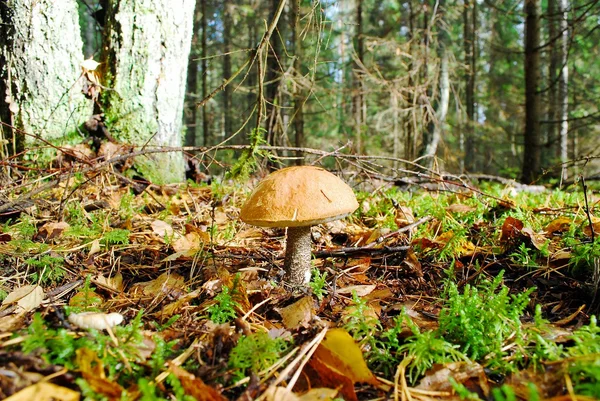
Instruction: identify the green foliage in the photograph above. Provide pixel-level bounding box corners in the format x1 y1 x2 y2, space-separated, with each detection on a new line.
567 316 600 395
207 285 240 324
228 331 291 383
227 128 274 180
25 255 65 285
67 275 103 313
396 314 468 384
309 268 327 301
438 272 534 371
103 229 130 246
343 291 381 345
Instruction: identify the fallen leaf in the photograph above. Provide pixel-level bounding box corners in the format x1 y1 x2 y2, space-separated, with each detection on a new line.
151 220 175 238
172 232 204 253
337 284 376 297
582 220 600 237
170 365 227 401
521 227 548 250
544 217 573 234
446 204 476 214
76 348 124 398
3 285 45 312
277 296 316 330
312 328 378 385
500 216 524 242
416 361 489 397
94 273 124 292
4 382 80 401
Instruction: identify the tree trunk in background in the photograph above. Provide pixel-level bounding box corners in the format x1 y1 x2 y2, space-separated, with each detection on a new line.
292 0 305 165
353 0 365 153
265 0 284 147
0 0 92 153
558 0 569 181
223 3 233 140
101 0 195 184
463 0 476 172
422 37 450 167
246 0 257 142
185 0 202 147
547 0 558 165
521 0 542 183
405 0 417 161
201 0 209 146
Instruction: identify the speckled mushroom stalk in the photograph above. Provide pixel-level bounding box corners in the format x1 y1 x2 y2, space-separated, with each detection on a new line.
283 226 312 285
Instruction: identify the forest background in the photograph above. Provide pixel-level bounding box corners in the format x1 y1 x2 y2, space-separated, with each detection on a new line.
1 0 599 184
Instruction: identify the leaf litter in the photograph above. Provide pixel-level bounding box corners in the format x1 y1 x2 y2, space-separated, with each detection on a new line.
0 160 598 400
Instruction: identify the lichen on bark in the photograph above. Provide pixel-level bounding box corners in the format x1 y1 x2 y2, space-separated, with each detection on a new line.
100 0 195 184
0 0 92 150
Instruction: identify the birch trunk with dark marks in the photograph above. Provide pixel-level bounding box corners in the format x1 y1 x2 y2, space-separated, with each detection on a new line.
0 0 92 153
100 0 195 183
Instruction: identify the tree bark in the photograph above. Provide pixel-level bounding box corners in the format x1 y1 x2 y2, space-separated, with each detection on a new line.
422 41 450 166
292 0 305 164
352 0 365 153
0 0 92 153
521 0 542 183
185 0 202 147
463 0 476 172
265 0 284 148
101 0 195 183
547 0 558 164
558 0 569 181
223 3 233 139
201 0 209 146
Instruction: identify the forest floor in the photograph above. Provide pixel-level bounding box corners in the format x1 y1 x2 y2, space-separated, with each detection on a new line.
0 155 598 401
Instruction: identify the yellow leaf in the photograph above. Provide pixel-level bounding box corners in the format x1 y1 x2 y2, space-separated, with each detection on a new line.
313 328 378 385
4 382 80 401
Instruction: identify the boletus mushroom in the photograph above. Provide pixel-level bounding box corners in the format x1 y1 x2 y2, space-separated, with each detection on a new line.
240 166 358 285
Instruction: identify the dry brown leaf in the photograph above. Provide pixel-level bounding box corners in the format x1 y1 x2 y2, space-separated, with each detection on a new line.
76 348 124 399
263 386 300 401
337 284 376 297
94 273 124 292
582 220 600 237
89 239 101 256
172 232 204 253
36 221 70 240
415 361 489 397
500 216 524 242
445 204 476 214
277 296 316 330
4 382 80 401
299 388 339 401
159 290 201 319
130 272 186 298
521 227 548 250
151 220 175 238
544 216 573 234
3 285 45 312
169 365 227 401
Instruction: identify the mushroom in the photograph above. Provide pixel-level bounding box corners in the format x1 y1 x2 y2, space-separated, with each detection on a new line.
240 166 358 285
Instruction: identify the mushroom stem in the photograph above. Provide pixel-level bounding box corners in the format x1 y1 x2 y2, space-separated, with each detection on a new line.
284 226 312 285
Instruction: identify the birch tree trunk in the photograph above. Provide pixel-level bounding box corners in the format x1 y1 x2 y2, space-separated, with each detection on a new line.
353 0 365 153
558 0 569 181
521 0 542 183
0 0 92 153
101 0 195 183
422 45 450 166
